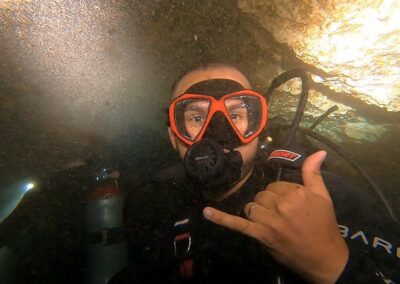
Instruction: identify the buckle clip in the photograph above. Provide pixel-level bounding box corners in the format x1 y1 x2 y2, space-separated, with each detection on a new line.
173 219 192 259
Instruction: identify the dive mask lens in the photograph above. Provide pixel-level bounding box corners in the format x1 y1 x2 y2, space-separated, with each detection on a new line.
174 98 211 142
223 94 262 139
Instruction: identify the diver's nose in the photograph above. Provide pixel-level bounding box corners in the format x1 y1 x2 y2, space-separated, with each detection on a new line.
203 112 241 148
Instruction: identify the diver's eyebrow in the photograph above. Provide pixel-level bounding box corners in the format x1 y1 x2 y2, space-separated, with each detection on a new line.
226 100 246 110
186 101 209 111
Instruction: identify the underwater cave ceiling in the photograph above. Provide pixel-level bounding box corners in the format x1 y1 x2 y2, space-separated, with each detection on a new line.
0 0 399 149
238 0 400 142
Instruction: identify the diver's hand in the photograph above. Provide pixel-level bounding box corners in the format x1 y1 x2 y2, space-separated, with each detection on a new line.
203 151 348 284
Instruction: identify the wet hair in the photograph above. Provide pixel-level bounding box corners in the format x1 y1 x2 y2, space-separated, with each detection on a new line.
169 62 252 97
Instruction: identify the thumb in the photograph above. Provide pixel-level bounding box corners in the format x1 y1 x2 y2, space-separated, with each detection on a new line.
302 151 330 199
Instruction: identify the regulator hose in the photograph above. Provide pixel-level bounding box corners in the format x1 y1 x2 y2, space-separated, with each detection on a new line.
265 69 310 180
265 69 397 222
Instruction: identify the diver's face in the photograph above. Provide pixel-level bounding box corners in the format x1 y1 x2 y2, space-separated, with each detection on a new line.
168 65 259 182
183 97 249 140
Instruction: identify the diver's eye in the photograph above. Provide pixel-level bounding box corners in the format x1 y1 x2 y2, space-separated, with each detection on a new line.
230 109 247 122
230 113 241 121
190 114 206 123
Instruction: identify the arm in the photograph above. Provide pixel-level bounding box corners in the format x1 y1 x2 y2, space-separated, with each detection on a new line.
324 171 400 284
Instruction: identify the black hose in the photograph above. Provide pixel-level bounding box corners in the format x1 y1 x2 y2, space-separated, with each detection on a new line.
310 105 339 130
265 69 310 180
265 70 397 222
296 127 398 223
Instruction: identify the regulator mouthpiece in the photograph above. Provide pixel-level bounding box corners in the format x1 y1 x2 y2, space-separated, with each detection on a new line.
184 139 243 191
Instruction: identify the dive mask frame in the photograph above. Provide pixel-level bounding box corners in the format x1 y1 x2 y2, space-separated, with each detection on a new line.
168 90 268 146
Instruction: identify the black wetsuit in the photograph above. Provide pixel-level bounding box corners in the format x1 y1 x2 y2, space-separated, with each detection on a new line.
112 162 400 283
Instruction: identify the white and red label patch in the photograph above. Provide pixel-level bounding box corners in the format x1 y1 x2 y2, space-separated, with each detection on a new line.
268 150 302 162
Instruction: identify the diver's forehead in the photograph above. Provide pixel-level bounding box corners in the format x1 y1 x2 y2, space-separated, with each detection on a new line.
172 66 252 99
185 100 209 109
225 97 245 107
184 97 245 109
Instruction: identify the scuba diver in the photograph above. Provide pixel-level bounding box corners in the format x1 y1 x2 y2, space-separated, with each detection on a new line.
0 63 398 284
113 63 399 284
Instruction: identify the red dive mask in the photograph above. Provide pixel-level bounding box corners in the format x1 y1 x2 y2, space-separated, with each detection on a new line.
169 89 268 146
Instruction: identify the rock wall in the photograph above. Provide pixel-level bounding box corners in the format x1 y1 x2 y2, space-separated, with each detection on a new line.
238 0 400 142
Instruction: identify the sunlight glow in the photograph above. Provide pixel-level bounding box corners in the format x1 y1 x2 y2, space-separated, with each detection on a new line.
292 0 400 111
